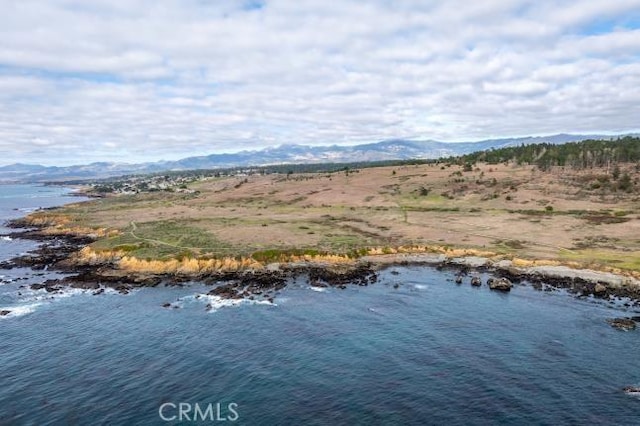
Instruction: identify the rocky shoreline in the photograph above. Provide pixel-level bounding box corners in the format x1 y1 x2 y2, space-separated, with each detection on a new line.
360 254 640 303
2 218 640 320
0 219 382 303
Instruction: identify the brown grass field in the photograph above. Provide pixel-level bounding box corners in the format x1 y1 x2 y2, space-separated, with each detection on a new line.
35 161 640 273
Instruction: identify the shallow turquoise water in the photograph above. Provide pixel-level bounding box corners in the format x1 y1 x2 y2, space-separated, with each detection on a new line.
1 185 639 425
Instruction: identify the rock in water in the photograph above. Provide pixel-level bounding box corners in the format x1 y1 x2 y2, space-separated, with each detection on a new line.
623 386 640 395
0 310 11 316
470 276 482 287
455 275 463 284
489 277 513 292
594 283 607 295
607 318 636 331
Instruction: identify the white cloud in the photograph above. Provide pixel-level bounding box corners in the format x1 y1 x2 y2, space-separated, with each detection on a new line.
0 0 639 165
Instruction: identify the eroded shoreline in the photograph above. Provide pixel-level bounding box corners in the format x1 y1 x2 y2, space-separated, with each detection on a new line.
2 218 640 312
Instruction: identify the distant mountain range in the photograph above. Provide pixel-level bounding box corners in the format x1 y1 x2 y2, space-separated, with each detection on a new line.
0 133 631 182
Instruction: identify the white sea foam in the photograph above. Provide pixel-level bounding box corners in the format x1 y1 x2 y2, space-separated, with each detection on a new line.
624 388 640 398
309 286 327 292
414 284 428 290
17 286 120 305
18 287 85 303
14 291 54 304
196 294 276 313
70 286 123 297
1 284 125 319
1 236 12 242
50 287 88 299
0 303 41 319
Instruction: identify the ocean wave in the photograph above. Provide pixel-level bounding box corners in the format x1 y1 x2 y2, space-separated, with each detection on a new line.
0 285 125 319
1 236 12 242
20 286 122 302
0 303 42 319
191 294 276 313
309 286 328 292
18 287 83 303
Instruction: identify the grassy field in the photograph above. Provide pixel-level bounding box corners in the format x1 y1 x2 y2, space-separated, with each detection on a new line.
34 161 640 272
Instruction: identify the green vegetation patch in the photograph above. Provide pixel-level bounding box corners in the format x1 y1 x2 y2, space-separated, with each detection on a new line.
251 248 325 262
560 249 640 272
318 233 382 252
494 239 528 249
93 220 235 259
133 220 225 247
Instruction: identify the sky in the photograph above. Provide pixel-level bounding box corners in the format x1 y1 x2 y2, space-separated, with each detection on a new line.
1 0 639 166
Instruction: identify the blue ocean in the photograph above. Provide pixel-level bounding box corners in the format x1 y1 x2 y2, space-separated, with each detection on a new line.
1 184 639 425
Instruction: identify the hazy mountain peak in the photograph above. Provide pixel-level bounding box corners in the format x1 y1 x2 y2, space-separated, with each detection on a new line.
0 133 633 182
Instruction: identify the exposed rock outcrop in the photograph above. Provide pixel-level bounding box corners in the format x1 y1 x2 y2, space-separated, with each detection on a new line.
488 277 513 292
594 283 607 295
607 318 636 331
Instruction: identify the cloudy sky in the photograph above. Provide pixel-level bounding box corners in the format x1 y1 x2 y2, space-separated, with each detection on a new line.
1 0 639 165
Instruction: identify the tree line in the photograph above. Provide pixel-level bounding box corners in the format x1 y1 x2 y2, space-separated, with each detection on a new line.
449 136 640 171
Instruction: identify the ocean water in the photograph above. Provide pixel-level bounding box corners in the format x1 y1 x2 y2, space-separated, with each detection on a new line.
1 184 639 425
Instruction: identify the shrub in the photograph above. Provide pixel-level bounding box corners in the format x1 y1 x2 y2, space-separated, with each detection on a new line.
418 186 430 196
612 164 621 180
617 173 633 192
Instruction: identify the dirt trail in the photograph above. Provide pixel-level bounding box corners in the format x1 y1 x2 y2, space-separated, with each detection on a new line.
129 221 198 251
